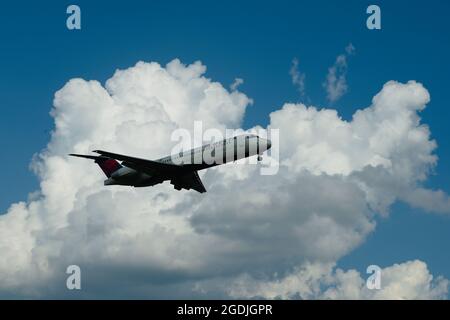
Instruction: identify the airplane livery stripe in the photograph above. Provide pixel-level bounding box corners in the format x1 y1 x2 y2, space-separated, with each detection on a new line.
256 137 259 156
223 140 226 164
245 136 249 158
234 137 237 161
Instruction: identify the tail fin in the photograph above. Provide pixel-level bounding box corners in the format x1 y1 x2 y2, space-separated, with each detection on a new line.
94 157 122 177
70 153 122 178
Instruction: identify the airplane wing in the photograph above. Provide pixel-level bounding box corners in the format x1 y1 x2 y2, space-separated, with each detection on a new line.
174 171 207 193
93 149 182 176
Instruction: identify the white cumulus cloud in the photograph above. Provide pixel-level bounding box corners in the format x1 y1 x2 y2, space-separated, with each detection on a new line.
229 260 448 300
0 59 448 298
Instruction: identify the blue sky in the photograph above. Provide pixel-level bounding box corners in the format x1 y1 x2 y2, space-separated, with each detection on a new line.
1 0 450 293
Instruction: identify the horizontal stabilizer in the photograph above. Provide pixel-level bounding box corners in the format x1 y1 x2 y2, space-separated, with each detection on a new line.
69 153 107 160
69 153 122 177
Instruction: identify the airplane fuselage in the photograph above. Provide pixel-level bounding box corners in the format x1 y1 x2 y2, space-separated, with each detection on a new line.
71 134 271 193
107 134 270 187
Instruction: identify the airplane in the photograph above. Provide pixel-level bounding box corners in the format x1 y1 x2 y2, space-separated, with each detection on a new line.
69 134 272 193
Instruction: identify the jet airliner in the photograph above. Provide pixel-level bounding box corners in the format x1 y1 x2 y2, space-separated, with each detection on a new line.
70 134 271 193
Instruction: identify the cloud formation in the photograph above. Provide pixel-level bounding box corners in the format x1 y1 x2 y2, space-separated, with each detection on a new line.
0 59 448 299
289 58 306 98
230 78 244 91
323 43 355 103
229 260 449 299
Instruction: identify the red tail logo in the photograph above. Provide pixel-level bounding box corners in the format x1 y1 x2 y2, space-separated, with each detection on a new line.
95 158 122 177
